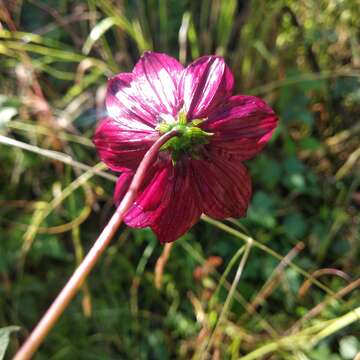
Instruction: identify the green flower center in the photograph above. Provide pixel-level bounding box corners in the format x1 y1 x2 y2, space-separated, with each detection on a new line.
157 111 213 163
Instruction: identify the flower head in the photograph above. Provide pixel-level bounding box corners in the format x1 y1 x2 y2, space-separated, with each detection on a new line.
94 52 278 243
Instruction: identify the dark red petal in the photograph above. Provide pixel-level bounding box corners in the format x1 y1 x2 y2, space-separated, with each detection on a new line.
202 95 278 161
114 172 134 205
124 162 172 228
151 160 202 243
93 117 157 171
179 56 234 120
132 51 184 117
106 52 183 127
192 157 252 219
125 159 202 243
106 73 157 128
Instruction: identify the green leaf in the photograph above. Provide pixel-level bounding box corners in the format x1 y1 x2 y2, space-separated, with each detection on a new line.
82 17 118 55
251 155 282 190
283 213 307 239
300 137 322 150
247 191 277 229
0 326 20 360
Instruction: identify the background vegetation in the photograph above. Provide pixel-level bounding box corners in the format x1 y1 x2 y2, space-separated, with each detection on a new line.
0 0 359 359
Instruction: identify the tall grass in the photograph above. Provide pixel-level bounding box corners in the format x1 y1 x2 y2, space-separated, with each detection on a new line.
0 0 359 359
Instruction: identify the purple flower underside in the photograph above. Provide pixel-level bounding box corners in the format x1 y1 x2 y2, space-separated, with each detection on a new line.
93 52 278 243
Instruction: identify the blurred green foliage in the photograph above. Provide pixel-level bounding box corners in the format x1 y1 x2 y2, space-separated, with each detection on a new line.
0 0 359 359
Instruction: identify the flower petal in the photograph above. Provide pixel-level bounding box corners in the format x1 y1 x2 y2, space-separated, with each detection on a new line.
93 117 157 171
132 51 184 117
106 51 183 127
192 157 252 219
124 161 172 228
114 172 134 205
106 73 157 128
125 159 202 243
202 95 278 160
151 160 202 243
179 56 234 120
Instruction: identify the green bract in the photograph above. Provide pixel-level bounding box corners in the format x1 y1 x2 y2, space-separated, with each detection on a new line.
157 112 213 163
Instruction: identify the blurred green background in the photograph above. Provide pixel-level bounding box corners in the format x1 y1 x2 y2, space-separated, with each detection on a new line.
0 0 359 359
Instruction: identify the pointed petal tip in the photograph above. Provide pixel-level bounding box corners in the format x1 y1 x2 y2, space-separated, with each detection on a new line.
180 55 234 119
132 51 183 116
203 95 279 160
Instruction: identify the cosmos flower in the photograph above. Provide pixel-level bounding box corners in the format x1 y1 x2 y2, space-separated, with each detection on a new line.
93 52 278 243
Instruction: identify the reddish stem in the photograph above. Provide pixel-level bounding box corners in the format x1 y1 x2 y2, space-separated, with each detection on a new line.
14 130 179 360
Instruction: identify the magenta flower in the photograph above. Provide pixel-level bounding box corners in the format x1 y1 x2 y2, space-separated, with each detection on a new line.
94 52 278 243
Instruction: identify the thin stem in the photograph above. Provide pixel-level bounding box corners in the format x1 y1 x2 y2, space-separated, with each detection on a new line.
202 216 337 297
13 129 179 360
202 240 253 358
0 135 116 182
210 245 246 307
154 242 174 289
